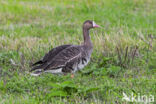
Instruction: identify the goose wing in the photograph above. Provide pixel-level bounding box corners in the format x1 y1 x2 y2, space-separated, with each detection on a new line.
31 44 71 71
44 46 82 71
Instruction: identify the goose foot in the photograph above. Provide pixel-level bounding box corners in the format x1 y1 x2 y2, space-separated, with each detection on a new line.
71 74 74 78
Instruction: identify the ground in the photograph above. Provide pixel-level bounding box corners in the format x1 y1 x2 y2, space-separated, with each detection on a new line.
0 0 156 103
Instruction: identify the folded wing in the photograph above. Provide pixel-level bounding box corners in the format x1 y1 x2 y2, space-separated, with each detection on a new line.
44 46 82 71
31 44 71 71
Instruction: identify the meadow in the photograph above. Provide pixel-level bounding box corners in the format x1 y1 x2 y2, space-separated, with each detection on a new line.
0 0 156 103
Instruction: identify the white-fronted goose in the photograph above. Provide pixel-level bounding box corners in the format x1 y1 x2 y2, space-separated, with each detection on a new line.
30 20 100 77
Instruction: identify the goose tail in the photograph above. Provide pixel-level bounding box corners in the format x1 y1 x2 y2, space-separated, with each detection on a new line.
30 69 43 76
32 60 43 66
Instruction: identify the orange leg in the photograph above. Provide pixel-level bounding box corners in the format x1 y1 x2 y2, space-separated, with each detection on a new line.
71 73 74 78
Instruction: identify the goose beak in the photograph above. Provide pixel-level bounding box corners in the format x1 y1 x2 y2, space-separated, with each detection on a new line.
93 21 100 28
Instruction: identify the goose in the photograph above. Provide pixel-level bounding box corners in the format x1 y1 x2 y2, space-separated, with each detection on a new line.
30 20 100 77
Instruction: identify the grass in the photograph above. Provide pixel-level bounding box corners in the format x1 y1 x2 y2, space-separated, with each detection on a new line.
0 0 156 103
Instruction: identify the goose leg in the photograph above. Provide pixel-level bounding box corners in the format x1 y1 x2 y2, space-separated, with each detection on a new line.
71 73 74 78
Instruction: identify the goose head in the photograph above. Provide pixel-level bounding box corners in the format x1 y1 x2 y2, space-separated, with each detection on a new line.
83 20 100 30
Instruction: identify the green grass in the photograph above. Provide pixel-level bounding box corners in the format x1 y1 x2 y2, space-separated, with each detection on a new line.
0 0 156 103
